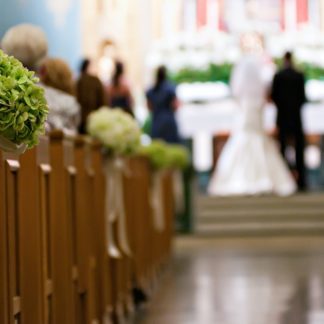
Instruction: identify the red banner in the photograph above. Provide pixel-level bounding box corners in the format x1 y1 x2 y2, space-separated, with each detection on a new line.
296 0 308 25
197 0 207 28
218 0 225 31
280 0 285 30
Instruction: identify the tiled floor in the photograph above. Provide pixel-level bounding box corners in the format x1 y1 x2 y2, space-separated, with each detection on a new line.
134 236 324 324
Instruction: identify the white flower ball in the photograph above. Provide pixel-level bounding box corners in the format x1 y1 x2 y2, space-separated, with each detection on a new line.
87 107 141 155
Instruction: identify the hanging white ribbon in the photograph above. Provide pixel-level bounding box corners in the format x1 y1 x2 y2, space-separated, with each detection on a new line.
151 170 166 232
0 134 27 154
105 156 132 258
106 220 121 259
173 169 185 215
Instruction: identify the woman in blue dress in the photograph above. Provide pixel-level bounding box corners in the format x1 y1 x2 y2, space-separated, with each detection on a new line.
146 66 180 143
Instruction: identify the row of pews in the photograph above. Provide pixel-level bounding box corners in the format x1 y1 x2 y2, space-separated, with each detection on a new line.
0 130 175 324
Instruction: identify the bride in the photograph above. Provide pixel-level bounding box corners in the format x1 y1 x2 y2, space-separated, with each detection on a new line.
208 56 297 196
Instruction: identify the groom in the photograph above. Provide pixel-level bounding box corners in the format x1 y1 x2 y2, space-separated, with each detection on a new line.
271 52 307 190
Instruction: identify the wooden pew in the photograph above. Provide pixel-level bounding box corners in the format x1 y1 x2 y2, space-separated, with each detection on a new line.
113 156 136 320
84 140 102 323
0 151 21 324
126 157 154 296
124 157 147 295
19 138 50 323
123 156 153 310
74 137 95 323
0 138 51 324
162 170 175 263
104 157 126 322
0 133 176 324
74 136 110 324
48 131 78 324
150 169 175 277
37 137 54 324
120 158 135 315
141 161 156 292
0 150 8 323
150 170 167 278
1 151 22 324
90 141 112 322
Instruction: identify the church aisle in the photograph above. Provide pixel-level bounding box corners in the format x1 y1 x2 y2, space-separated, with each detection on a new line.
134 236 324 324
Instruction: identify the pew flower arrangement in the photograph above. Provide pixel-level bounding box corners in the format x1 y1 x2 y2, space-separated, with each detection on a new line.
140 140 189 232
0 50 48 151
167 144 190 170
87 107 141 155
139 140 170 169
87 107 141 257
139 140 190 170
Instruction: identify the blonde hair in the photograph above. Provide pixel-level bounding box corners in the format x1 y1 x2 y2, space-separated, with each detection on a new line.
2 24 48 69
41 58 74 95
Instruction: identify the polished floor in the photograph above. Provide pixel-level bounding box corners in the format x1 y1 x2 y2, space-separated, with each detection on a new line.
134 236 324 324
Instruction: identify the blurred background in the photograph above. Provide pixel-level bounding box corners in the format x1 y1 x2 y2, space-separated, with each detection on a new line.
2 2 324 324
3 0 324 191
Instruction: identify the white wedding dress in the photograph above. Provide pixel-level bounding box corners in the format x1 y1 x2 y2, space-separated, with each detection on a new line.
208 57 297 196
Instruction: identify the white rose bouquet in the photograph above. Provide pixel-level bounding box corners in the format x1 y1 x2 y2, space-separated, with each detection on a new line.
87 107 141 155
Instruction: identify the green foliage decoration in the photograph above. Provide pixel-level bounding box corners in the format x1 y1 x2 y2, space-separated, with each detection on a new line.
170 63 233 84
171 60 324 84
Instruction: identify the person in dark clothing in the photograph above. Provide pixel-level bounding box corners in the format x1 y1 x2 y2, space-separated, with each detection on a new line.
107 61 134 116
146 66 180 144
76 59 106 133
271 52 307 190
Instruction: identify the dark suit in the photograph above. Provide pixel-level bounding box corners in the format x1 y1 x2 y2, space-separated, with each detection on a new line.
271 66 307 189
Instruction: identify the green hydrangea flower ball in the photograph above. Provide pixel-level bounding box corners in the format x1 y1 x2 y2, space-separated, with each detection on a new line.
140 140 190 170
0 50 48 148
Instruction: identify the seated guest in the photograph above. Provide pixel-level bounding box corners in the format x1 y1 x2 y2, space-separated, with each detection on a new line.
1 23 48 71
2 24 80 135
76 59 106 134
107 61 134 116
40 58 81 134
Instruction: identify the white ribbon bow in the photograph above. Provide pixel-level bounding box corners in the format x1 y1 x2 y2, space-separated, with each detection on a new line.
105 157 132 258
151 170 166 232
0 134 27 154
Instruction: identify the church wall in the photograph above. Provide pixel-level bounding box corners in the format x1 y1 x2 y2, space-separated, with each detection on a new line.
0 0 82 71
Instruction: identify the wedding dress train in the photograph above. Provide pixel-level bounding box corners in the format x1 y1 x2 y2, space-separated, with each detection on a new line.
208 57 297 196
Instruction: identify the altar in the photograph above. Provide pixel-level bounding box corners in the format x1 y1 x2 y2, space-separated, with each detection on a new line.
177 99 324 175
177 100 324 138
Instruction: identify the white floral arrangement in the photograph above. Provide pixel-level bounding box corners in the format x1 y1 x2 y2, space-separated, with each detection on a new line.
2 24 48 69
87 107 141 155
